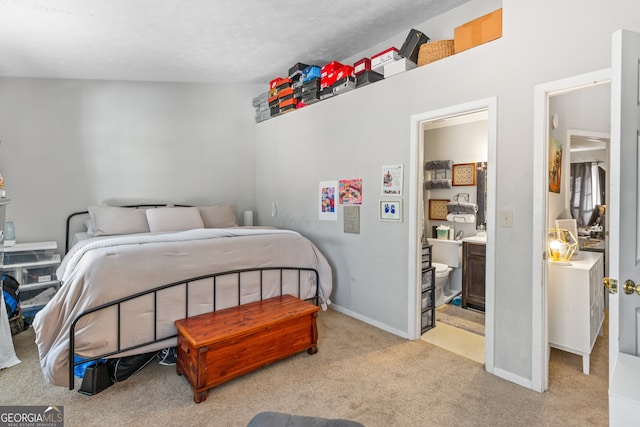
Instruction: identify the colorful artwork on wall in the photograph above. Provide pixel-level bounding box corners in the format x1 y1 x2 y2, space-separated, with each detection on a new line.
339 179 363 205
549 137 562 193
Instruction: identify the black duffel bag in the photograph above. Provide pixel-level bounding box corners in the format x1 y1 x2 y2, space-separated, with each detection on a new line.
108 351 160 383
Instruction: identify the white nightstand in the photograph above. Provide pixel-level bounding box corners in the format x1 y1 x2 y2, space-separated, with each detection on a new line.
2 241 61 318
548 251 604 374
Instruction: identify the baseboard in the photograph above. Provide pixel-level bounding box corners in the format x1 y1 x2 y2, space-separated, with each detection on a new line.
328 303 409 339
493 367 534 391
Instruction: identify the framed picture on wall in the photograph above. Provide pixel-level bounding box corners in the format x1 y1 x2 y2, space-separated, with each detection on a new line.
452 163 476 186
428 199 449 220
381 164 403 196
379 200 402 221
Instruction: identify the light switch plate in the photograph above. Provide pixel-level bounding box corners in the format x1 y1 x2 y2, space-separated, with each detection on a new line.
499 210 513 228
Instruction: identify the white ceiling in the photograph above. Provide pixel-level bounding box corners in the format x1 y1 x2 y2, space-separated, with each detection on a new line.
0 0 471 84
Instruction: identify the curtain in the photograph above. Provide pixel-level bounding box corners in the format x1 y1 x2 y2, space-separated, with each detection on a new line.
569 162 604 227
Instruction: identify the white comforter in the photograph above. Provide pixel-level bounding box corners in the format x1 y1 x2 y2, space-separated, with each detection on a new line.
33 227 332 387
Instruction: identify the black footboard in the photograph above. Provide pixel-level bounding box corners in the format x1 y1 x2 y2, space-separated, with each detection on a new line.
68 266 319 390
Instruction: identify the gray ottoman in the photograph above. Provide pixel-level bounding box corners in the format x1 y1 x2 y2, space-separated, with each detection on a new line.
247 411 365 427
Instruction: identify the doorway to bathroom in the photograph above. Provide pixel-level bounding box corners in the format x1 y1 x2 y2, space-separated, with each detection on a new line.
408 97 497 373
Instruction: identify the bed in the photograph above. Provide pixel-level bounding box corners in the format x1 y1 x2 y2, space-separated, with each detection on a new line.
32 204 332 389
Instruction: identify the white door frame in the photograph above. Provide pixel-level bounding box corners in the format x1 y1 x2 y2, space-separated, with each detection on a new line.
532 68 611 392
408 97 497 374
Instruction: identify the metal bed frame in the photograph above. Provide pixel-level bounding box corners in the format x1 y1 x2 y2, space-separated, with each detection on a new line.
64 206 319 391
68 266 319 390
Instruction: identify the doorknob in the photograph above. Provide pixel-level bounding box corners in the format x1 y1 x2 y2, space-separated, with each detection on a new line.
603 277 618 294
623 279 640 295
603 278 640 295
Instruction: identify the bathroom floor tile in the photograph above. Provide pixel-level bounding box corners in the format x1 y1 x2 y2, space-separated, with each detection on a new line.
420 321 485 364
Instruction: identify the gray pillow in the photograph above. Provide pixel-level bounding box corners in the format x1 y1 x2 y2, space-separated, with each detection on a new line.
88 205 150 236
198 204 238 228
145 207 204 233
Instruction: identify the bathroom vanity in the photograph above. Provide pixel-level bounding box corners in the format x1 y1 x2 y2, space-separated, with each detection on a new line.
547 251 604 375
462 238 486 312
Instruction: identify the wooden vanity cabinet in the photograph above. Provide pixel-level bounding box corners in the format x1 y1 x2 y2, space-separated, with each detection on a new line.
462 241 486 311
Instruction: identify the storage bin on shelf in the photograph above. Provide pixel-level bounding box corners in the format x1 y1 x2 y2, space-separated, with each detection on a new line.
418 40 455 66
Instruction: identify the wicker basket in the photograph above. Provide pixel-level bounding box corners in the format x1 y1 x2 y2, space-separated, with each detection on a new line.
418 40 455 66
9 308 25 335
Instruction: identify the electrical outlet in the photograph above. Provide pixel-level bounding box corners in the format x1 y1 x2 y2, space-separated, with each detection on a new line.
271 202 277 217
499 210 513 228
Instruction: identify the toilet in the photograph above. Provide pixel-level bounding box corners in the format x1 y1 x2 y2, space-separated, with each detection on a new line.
432 262 452 307
427 238 463 307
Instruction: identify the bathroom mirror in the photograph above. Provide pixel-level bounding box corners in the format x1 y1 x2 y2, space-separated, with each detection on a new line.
475 162 487 228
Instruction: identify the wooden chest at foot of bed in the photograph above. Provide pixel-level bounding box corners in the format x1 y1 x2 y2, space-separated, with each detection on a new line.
175 294 320 403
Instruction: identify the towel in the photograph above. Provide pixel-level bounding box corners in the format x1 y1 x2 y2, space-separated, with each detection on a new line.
424 160 453 170
424 179 452 190
446 213 476 223
446 202 478 214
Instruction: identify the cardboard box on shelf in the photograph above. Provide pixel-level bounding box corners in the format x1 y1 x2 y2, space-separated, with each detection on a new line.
332 77 356 95
321 61 345 78
371 47 401 72
319 86 335 100
272 77 292 90
383 58 417 78
288 62 309 77
321 64 354 89
302 65 321 83
399 28 430 63
277 87 294 98
356 70 384 88
353 57 371 75
301 78 320 94
454 8 502 53
279 97 297 109
300 91 321 105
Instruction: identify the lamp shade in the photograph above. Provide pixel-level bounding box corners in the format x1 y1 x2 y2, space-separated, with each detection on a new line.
243 210 254 226
547 228 578 263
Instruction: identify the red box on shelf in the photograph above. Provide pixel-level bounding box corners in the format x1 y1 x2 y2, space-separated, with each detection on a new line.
354 58 371 75
321 65 355 89
321 61 345 78
270 77 292 90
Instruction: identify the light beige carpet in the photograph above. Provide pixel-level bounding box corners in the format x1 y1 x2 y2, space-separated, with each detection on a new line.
436 304 485 336
0 307 608 427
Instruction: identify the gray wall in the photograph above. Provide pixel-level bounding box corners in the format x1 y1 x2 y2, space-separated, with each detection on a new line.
0 0 638 389
255 0 640 385
0 78 262 251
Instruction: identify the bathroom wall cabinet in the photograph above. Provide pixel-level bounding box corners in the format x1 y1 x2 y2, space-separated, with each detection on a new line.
547 251 604 375
462 241 486 311
421 244 435 334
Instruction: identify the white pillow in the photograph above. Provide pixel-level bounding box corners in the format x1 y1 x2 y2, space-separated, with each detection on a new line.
88 205 150 236
198 204 238 228
84 218 95 236
146 207 204 233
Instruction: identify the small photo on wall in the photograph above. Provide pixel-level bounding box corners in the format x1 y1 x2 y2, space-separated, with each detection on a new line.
379 200 402 221
382 165 403 195
319 180 338 221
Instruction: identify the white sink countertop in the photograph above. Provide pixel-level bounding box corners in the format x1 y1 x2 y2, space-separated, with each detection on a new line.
462 235 487 244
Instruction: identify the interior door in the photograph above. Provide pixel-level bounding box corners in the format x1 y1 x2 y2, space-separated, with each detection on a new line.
608 29 640 426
